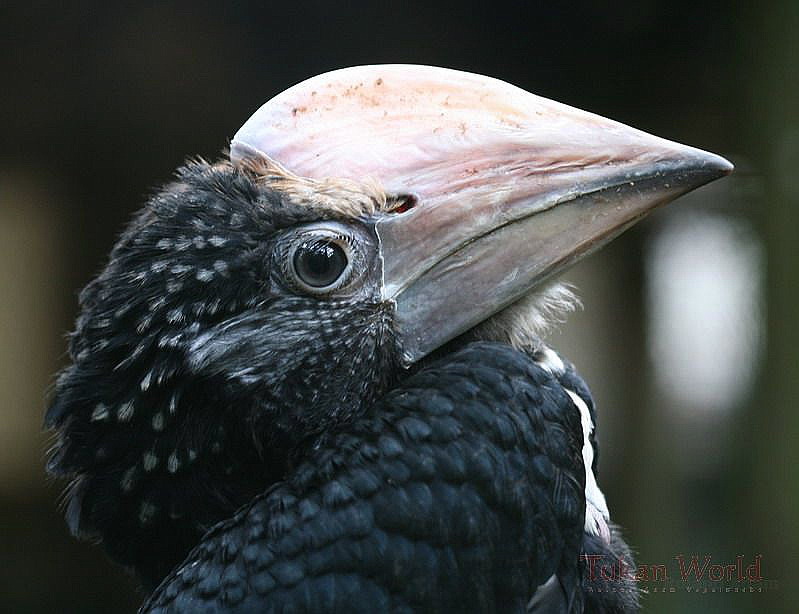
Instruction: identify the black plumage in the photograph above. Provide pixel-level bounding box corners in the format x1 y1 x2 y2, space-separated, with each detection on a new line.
46 160 401 588
142 343 587 613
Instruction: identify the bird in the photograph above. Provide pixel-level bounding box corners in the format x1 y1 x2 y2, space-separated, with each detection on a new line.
45 65 732 612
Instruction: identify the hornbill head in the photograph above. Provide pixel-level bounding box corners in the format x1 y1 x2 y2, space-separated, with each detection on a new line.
46 65 731 588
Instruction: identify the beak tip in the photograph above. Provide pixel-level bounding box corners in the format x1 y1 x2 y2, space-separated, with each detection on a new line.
692 149 734 180
706 152 735 177
662 148 734 193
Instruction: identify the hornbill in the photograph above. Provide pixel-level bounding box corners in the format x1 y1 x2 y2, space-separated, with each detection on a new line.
46 65 732 612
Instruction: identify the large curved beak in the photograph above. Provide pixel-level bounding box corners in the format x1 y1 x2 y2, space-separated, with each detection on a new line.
231 65 733 365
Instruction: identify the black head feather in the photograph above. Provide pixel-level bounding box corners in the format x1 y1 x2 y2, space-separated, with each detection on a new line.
46 160 402 587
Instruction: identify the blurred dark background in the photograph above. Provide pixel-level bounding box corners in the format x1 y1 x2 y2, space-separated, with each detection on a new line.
2 2 796 612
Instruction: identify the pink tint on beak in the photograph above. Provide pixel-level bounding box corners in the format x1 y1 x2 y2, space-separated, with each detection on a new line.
230 65 720 208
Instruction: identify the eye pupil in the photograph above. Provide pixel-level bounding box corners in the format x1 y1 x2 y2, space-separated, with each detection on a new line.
293 240 348 289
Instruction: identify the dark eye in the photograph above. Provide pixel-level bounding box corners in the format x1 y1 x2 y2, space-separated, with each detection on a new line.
291 239 349 291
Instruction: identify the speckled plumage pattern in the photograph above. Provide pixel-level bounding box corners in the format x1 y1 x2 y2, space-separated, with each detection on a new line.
46 161 401 587
143 343 588 613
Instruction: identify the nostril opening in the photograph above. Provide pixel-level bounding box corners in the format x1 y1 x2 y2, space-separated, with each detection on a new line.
387 194 418 214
